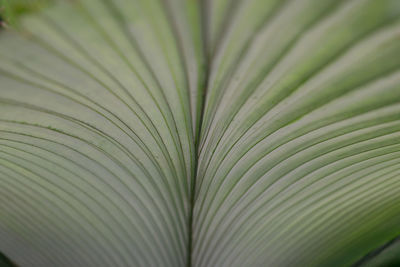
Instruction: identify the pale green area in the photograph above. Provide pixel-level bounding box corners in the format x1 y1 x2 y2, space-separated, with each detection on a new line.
0 0 400 266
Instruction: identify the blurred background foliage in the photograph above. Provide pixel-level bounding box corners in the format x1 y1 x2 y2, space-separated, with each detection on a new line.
0 0 53 27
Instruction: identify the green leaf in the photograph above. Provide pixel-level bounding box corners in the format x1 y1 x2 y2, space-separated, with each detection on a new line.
0 0 400 266
0 0 53 27
353 236 400 267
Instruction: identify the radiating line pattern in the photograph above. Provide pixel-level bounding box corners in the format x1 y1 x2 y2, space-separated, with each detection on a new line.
0 0 400 266
0 0 204 266
195 0 400 266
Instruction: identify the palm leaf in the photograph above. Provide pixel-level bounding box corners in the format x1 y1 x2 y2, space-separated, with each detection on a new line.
0 0 399 266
